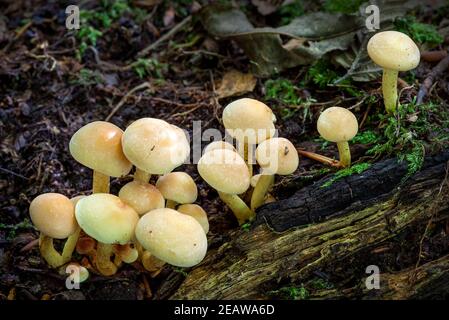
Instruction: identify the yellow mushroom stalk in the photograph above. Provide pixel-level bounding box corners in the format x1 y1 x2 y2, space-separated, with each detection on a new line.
367 31 420 114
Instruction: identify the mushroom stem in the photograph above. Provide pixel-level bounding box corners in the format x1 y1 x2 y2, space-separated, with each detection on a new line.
113 244 139 264
250 174 275 211
134 168 151 183
166 200 177 209
93 171 110 193
244 143 253 177
217 192 255 225
382 69 399 114
141 250 166 274
61 227 81 263
95 242 117 276
337 141 351 168
39 234 64 268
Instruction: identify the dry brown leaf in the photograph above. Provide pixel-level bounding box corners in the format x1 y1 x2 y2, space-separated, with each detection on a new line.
216 70 257 99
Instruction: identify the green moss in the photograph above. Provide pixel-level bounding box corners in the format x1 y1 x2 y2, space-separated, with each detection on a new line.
265 79 300 105
309 277 334 290
351 130 380 144
324 0 366 13
271 285 310 300
277 0 305 25
394 16 443 46
241 222 252 232
321 163 371 188
131 58 166 79
71 68 104 86
0 219 35 240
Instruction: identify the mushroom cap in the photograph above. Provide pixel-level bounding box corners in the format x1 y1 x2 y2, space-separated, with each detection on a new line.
367 31 420 71
70 195 85 207
135 208 208 267
255 137 299 175
197 149 250 194
118 181 165 215
250 174 261 188
75 194 139 245
156 172 198 204
317 107 359 143
177 204 209 234
223 98 276 144
69 121 132 177
122 118 190 175
29 193 77 239
204 141 236 154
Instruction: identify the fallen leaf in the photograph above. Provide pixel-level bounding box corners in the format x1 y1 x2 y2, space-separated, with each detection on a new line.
216 69 257 99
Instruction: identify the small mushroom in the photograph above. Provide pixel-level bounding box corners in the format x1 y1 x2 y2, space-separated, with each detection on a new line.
75 193 139 276
252 138 299 210
69 121 132 193
29 193 80 268
122 118 190 182
135 208 207 268
119 181 165 215
367 31 420 114
112 244 139 264
198 148 253 224
317 107 358 168
177 204 209 234
222 98 276 176
204 141 236 154
156 172 198 208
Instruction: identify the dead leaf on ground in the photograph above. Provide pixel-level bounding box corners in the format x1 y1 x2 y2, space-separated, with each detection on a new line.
216 69 257 99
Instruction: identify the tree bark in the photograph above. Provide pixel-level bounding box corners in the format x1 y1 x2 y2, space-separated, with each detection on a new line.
158 151 449 300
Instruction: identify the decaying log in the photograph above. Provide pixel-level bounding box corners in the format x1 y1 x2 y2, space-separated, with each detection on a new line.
162 152 449 299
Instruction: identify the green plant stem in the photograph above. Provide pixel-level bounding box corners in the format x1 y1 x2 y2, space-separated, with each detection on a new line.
337 141 351 168
93 170 109 193
382 69 399 114
251 175 275 211
39 234 64 268
218 192 254 225
134 168 151 183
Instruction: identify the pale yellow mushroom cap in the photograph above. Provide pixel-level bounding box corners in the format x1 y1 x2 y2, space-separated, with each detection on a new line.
223 98 276 144
156 172 198 204
197 149 250 194
118 181 165 215
177 204 209 234
69 121 132 177
204 141 236 154
29 193 77 239
122 118 190 175
250 174 261 188
317 107 359 143
255 137 299 175
367 31 420 71
70 195 85 207
135 208 208 267
75 194 139 245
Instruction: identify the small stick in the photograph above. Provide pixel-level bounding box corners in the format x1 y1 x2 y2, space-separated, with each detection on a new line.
297 149 343 168
417 53 449 104
105 82 151 121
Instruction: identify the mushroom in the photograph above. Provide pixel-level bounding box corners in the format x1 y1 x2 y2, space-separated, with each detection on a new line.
135 208 207 267
75 193 139 276
204 141 236 154
222 98 276 176
122 118 190 182
112 243 139 264
141 250 167 274
118 181 165 215
252 138 299 210
177 204 209 234
317 107 358 168
198 148 253 224
367 31 420 114
156 172 198 208
64 262 89 284
29 193 80 268
69 121 132 193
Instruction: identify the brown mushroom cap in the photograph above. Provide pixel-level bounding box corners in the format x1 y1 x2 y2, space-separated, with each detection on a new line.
317 107 359 143
135 208 208 267
156 172 198 204
255 137 299 175
69 121 132 177
198 149 250 194
75 194 139 245
367 31 420 71
119 181 165 215
30 193 77 239
204 141 236 154
177 204 209 234
223 98 276 144
122 118 190 175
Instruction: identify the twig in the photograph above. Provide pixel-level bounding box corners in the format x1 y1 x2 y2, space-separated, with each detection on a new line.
0 167 29 180
417 53 449 104
137 15 192 57
105 82 151 121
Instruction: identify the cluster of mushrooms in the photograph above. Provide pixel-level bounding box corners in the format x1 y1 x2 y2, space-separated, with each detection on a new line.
28 30 420 280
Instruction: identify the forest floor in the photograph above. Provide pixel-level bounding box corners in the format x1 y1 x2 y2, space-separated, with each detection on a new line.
1 0 449 300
